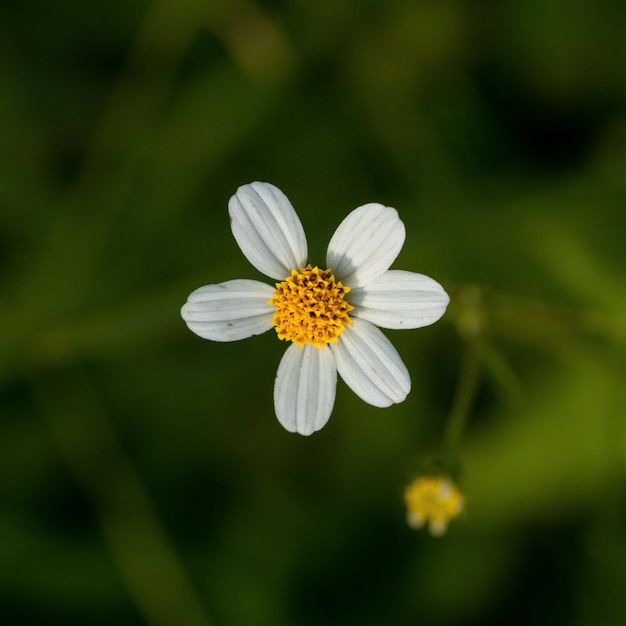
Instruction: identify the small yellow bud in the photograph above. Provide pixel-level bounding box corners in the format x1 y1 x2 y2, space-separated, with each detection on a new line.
404 475 464 536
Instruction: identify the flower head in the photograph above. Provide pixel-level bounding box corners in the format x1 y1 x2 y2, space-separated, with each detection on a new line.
269 265 354 348
181 182 449 435
404 475 464 536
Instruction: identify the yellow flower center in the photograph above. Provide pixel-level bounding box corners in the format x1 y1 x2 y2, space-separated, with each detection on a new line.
269 264 354 348
404 476 464 536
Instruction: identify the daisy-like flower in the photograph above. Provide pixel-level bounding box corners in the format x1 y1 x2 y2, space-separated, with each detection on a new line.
181 182 449 435
404 475 464 536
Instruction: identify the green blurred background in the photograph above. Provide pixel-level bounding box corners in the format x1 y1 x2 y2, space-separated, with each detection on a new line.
2 0 626 624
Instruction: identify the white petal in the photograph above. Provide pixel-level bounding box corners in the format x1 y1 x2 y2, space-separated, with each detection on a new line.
407 512 426 530
274 343 337 436
428 520 449 537
326 203 405 288
181 279 274 341
350 270 449 329
228 182 308 280
331 318 410 407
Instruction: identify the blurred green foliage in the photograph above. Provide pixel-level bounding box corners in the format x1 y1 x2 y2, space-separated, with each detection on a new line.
2 1 626 625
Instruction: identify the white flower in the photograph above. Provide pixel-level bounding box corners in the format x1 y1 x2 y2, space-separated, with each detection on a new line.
181 182 449 436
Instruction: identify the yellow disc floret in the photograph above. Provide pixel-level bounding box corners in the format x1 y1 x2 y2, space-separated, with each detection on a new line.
269 265 354 348
404 475 464 536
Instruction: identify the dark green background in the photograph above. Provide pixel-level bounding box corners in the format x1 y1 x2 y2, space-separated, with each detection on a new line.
2 1 626 624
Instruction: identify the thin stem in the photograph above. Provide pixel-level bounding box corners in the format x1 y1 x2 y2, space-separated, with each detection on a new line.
442 336 482 475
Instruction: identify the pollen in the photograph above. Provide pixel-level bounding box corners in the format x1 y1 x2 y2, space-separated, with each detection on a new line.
404 475 464 536
269 265 354 348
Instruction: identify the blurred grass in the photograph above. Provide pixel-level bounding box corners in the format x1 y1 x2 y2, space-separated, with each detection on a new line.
1 0 626 625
